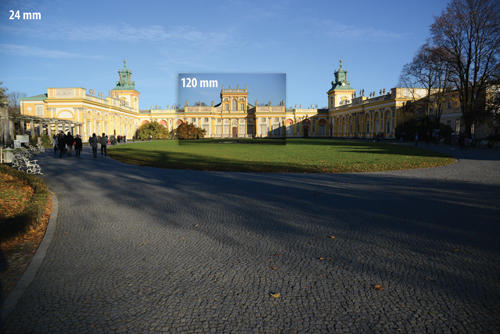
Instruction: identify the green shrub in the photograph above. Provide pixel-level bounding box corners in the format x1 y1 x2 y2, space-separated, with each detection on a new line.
137 120 169 140
0 164 49 242
28 134 52 147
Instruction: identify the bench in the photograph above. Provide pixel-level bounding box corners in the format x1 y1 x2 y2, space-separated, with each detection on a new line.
11 155 42 174
479 140 489 149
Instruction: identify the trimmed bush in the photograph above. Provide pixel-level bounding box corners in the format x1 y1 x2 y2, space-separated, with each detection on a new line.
0 164 49 242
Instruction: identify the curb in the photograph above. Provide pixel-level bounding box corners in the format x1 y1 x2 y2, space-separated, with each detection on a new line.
1 191 59 322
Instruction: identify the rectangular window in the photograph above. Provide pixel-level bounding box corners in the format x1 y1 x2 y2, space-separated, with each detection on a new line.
217 119 222 123
225 104 229 111
447 101 452 109
36 105 43 116
204 118 209 123
192 118 196 123
319 125 325 135
261 118 266 122
240 104 244 111
455 119 460 133
275 117 279 122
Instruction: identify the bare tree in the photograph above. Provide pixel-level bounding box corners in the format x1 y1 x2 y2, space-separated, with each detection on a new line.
398 43 454 123
7 91 27 114
431 0 500 137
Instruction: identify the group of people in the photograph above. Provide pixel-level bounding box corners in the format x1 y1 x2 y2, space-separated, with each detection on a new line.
88 133 109 158
51 132 83 158
51 132 112 158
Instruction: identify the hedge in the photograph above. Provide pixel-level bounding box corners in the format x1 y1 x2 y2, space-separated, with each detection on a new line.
0 164 50 242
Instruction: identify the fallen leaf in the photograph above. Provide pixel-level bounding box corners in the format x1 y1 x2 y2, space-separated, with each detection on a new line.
274 254 281 257
374 284 384 291
425 276 436 282
179 237 184 240
270 292 280 298
328 236 335 239
270 266 277 270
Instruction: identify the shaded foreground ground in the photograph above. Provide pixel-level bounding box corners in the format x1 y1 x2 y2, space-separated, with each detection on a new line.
1 143 500 333
108 139 456 173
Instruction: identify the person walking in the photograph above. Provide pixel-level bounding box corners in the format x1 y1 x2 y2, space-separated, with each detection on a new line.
74 134 83 157
51 134 58 154
414 132 418 146
89 133 98 158
58 132 66 158
100 133 108 156
66 131 74 157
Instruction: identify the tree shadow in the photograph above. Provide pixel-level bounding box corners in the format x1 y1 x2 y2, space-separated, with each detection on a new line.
3 151 500 332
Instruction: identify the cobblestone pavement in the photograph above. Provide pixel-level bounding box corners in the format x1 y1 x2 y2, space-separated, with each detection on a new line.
2 142 500 333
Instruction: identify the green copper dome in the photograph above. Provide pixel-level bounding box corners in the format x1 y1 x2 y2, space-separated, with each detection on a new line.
113 60 136 90
327 60 355 93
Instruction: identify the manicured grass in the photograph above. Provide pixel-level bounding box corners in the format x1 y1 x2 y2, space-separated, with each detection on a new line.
107 138 455 173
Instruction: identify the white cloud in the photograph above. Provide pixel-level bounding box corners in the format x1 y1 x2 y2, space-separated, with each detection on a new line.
0 44 102 59
0 21 230 45
298 18 407 42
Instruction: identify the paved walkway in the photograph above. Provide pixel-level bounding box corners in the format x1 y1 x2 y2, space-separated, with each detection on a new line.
2 142 500 333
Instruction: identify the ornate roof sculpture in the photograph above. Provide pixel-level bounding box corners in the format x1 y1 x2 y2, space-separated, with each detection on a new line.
113 60 136 90
327 60 355 92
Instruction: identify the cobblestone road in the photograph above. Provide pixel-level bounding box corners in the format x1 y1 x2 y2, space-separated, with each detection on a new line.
2 142 500 333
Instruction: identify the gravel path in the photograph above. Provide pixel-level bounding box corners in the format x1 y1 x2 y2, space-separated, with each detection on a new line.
2 142 500 333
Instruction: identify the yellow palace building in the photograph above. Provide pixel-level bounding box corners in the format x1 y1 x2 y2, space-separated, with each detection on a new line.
9 59 459 143
133 60 419 140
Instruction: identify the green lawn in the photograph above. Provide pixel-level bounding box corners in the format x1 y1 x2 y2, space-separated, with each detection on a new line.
107 138 455 173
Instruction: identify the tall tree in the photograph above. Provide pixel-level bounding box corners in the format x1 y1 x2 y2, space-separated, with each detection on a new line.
398 43 454 123
431 0 500 137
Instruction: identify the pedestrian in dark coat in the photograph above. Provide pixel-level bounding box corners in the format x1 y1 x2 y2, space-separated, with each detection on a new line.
66 132 74 157
58 132 66 158
74 134 83 157
89 133 98 158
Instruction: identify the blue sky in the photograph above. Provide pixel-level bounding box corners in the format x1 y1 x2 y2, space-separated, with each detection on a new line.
0 0 449 110
178 73 286 108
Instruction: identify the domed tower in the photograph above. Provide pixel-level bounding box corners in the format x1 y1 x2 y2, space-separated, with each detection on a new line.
112 60 140 111
327 60 355 110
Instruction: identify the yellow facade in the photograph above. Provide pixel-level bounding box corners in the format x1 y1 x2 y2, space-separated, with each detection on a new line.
17 59 490 141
